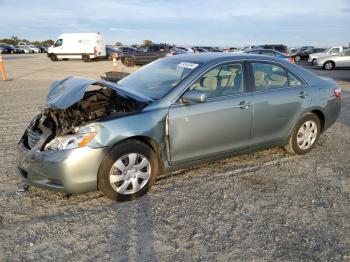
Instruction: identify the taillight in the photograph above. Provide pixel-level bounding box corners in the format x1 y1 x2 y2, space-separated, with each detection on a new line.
288 57 295 63
333 87 341 98
94 46 97 54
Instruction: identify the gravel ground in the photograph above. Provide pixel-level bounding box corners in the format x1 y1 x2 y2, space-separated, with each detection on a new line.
0 54 350 261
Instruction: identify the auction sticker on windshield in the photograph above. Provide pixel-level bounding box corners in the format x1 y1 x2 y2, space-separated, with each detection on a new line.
177 62 199 69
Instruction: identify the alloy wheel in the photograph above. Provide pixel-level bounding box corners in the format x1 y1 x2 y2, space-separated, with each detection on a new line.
109 153 151 195
324 62 334 70
296 120 318 150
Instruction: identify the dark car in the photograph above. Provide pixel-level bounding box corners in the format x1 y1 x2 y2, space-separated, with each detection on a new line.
167 47 191 56
290 46 314 55
0 46 7 54
106 46 118 60
255 44 289 54
0 43 24 54
121 44 171 67
247 49 294 63
36 45 49 53
291 48 327 62
194 46 222 52
106 46 136 60
193 47 209 53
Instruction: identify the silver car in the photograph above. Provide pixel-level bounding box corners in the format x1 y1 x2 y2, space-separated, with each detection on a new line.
315 49 350 70
17 54 341 201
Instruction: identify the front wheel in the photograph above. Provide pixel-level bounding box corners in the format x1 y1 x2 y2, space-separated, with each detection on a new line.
49 53 58 61
294 55 301 62
98 140 159 201
285 113 321 155
82 54 91 62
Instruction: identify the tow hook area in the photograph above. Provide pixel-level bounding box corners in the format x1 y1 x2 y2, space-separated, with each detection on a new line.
16 184 30 194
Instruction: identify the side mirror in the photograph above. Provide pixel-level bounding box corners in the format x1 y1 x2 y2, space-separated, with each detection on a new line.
181 90 207 104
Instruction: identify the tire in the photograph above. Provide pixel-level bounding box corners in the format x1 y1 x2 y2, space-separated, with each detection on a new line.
49 53 58 61
123 56 135 67
82 54 91 62
294 55 301 62
284 113 321 155
98 140 159 201
323 61 334 70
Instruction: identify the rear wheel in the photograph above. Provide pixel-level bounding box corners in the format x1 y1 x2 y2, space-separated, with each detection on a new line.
323 61 334 70
294 55 301 62
49 53 58 61
82 54 91 62
285 113 321 155
123 56 135 67
98 140 159 201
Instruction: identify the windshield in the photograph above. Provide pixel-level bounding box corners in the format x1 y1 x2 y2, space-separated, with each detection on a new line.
118 58 200 100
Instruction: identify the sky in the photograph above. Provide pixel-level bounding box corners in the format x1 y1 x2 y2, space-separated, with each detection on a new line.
0 0 349 47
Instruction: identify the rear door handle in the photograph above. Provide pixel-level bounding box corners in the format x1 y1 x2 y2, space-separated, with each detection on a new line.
298 91 309 98
236 101 252 109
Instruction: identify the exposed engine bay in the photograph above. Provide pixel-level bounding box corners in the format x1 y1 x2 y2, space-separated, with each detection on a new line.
45 86 145 136
23 79 149 150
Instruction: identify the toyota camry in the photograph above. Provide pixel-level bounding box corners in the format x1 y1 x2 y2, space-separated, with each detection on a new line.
17 53 341 201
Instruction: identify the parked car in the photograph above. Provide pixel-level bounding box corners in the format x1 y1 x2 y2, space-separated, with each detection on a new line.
17 53 341 201
36 45 49 53
121 44 171 67
291 47 326 62
192 47 209 53
308 46 346 64
47 33 106 62
255 44 289 55
290 46 314 55
193 46 222 52
17 42 40 53
115 46 136 57
175 46 195 53
0 43 24 54
239 46 256 52
167 47 191 56
0 46 7 54
247 49 294 63
106 46 118 60
315 49 350 70
16 46 32 54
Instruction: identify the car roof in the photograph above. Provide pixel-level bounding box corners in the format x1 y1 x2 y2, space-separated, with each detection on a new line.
162 52 286 64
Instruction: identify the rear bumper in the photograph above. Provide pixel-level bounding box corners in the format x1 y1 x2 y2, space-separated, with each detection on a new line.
324 98 341 131
16 142 110 193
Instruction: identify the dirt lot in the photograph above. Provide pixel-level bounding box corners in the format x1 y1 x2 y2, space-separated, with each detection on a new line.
0 54 350 261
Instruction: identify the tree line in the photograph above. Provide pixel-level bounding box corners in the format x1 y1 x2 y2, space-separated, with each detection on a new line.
0 36 54 46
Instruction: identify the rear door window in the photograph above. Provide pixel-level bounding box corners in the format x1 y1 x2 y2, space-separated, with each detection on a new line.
252 63 303 90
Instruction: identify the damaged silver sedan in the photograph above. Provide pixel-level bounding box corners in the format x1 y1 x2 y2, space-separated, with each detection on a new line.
17 54 341 201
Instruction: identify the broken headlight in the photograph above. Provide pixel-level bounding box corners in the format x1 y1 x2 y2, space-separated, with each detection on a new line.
44 133 96 151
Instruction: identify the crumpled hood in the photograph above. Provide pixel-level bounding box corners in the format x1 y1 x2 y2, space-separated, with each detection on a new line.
46 76 152 110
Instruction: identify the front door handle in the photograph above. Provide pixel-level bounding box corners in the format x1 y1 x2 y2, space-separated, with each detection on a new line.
298 91 309 98
236 101 252 109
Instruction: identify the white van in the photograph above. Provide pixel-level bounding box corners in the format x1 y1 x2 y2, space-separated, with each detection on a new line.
47 33 106 62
